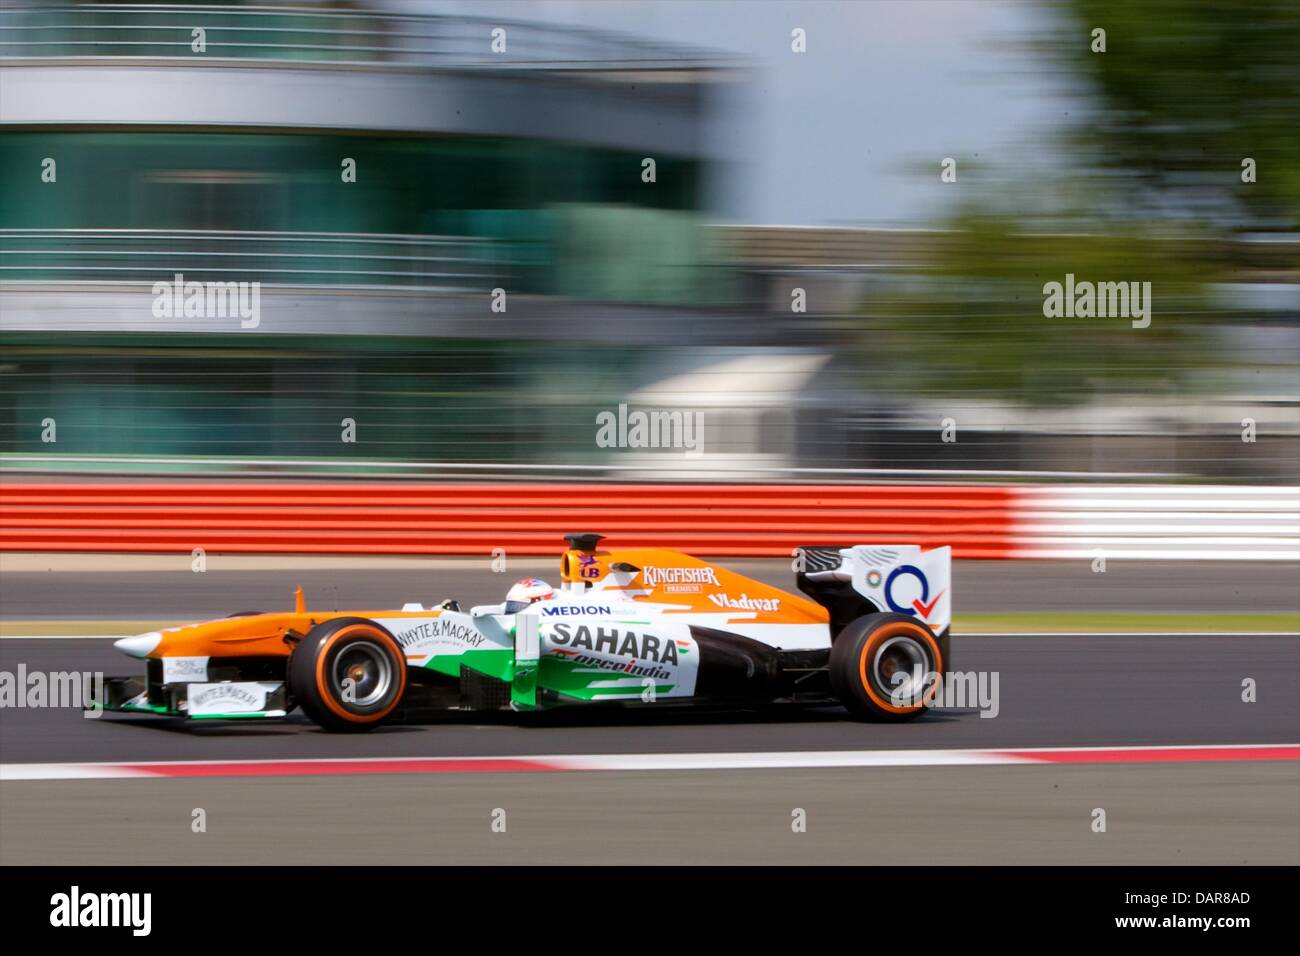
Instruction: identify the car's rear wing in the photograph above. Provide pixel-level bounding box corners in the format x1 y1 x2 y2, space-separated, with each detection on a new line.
796 544 951 637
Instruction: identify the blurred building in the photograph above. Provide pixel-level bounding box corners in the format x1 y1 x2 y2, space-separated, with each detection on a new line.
0 1 753 466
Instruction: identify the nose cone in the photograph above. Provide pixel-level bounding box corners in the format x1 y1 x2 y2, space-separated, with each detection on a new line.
114 631 162 659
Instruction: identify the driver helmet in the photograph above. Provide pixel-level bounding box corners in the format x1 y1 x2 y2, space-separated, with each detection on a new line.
504 578 554 613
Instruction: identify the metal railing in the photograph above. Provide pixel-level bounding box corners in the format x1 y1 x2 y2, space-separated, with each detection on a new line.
0 228 519 288
0 3 724 70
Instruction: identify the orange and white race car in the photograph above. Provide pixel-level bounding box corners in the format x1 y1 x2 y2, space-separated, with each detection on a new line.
96 534 951 732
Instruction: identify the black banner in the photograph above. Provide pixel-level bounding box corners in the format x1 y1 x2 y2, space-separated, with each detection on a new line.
4 866 1286 943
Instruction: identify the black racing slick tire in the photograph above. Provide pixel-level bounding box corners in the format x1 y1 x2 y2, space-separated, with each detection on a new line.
288 617 407 732
829 613 945 722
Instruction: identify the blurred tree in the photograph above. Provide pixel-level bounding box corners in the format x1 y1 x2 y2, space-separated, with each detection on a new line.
864 213 1215 406
1050 0 1300 229
860 0 1298 404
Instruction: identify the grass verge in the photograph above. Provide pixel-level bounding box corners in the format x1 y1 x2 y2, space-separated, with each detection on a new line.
956 611 1298 633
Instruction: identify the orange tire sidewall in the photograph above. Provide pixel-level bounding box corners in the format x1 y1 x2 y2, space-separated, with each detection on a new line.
856 620 943 715
313 623 407 724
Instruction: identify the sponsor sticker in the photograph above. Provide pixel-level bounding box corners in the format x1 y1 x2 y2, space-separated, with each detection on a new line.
186 681 275 716
548 623 681 666
884 565 945 620
392 617 487 649
642 566 720 587
544 623 698 688
161 656 209 683
708 593 781 612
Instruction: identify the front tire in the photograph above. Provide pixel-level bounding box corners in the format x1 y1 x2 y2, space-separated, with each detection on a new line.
289 617 407 732
830 613 944 721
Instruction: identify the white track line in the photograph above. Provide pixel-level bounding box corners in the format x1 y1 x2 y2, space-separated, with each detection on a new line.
3 744 1296 781
0 635 128 640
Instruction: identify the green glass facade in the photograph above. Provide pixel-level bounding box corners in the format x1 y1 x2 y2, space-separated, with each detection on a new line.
0 334 649 463
0 63 734 464
0 131 700 234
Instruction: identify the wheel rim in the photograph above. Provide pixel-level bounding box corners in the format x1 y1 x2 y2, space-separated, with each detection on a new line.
873 634 929 704
332 640 394 707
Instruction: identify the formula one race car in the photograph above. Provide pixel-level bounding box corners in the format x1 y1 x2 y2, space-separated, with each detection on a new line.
95 535 951 732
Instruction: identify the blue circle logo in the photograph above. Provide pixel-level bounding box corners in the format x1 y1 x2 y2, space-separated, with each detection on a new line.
884 565 929 616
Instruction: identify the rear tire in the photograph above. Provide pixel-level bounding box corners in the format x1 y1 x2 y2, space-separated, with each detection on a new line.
830 613 944 722
289 617 407 732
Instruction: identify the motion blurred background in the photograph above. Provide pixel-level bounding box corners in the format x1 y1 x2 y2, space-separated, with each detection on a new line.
0 0 1297 482
4 5 1297 872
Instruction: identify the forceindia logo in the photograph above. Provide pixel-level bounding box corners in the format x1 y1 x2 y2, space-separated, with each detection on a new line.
884 565 944 620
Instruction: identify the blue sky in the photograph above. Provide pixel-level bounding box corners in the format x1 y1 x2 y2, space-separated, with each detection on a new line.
404 0 1079 226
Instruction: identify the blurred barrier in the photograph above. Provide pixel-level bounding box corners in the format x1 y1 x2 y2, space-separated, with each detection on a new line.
719 226 1300 280
1 483 1017 557
1013 485 1300 561
1 482 1296 559
0 4 719 70
0 229 512 288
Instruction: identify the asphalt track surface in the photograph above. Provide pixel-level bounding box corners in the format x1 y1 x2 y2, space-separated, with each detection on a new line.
1 633 1297 764
2 632 1297 864
4 763 1296 865
2 558 1298 863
